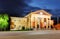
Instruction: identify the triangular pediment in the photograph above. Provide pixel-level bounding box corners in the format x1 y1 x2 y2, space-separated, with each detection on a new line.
25 10 52 17
31 10 52 16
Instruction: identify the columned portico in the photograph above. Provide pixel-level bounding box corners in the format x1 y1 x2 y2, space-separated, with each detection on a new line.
31 16 52 30
25 10 53 30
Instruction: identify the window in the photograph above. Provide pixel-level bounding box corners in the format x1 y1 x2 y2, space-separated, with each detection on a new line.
19 20 21 21
14 25 16 28
14 20 16 21
48 18 50 20
44 18 46 22
24 20 25 22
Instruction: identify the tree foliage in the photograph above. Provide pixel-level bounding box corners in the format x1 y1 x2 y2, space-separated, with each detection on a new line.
0 14 9 29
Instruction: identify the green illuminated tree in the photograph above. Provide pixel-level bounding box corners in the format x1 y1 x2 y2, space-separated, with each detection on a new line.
0 14 9 31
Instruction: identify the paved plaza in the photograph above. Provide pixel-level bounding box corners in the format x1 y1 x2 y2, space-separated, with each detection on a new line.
0 30 60 39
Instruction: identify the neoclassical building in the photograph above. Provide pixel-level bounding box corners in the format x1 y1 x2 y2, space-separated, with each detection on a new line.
10 10 54 30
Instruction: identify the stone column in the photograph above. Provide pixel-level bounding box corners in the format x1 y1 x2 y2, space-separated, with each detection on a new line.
32 17 35 29
42 18 44 29
49 18 51 30
31 18 32 28
42 18 44 28
38 17 40 29
35 17 37 30
46 18 48 29
39 18 40 29
34 17 36 30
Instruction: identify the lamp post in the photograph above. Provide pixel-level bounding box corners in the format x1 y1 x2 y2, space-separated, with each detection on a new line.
57 16 59 24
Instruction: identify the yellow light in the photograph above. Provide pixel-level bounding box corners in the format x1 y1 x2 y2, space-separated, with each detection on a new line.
40 12 43 15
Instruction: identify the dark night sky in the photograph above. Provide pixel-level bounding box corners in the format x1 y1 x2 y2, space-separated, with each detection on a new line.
0 0 60 17
25 0 60 9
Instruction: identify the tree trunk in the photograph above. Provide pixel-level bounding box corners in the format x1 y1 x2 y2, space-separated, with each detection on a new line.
4 28 6 31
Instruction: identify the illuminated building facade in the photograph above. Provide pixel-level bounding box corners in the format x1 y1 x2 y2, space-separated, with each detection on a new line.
10 17 27 30
10 10 54 30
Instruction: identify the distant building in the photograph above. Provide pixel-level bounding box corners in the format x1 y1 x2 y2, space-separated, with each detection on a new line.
10 17 27 30
10 10 54 30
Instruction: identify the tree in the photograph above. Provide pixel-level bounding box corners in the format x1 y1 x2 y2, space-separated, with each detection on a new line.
0 14 9 31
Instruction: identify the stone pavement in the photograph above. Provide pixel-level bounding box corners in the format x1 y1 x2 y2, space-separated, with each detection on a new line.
0 30 60 39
